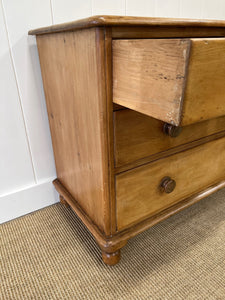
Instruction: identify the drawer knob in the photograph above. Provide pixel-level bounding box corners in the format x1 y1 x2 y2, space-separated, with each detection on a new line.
163 123 182 137
160 176 176 193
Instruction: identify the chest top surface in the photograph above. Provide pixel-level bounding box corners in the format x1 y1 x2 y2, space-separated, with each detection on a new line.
28 15 225 35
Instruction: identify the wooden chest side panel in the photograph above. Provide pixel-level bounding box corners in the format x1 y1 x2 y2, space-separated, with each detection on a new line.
113 39 190 125
182 38 225 125
37 28 110 234
116 137 225 230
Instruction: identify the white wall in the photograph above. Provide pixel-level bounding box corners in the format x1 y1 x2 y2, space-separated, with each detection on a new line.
1 0 225 224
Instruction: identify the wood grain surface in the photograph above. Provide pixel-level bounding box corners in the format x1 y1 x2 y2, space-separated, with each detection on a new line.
104 27 117 234
33 19 225 264
116 137 225 230
114 110 225 167
29 15 225 35
113 38 225 126
111 26 225 39
113 39 190 125
182 38 225 125
37 28 110 234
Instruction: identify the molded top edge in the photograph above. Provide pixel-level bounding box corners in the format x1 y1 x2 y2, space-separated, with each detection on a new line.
28 15 225 35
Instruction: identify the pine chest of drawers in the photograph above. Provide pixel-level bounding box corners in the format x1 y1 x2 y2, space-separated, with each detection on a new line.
29 16 225 265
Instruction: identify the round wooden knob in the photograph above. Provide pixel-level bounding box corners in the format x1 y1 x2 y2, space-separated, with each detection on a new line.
163 123 182 137
160 176 176 193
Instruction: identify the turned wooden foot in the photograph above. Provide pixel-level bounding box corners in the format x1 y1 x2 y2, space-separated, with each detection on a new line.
59 195 70 208
102 250 121 266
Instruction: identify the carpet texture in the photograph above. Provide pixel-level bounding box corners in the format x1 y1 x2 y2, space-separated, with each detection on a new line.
1 189 225 300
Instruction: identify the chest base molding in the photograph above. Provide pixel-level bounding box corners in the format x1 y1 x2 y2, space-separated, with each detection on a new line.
54 178 225 265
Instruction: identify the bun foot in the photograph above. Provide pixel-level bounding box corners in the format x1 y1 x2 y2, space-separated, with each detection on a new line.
102 250 121 266
59 195 70 208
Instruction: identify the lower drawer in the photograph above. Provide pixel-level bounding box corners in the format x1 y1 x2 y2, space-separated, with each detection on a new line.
116 136 225 230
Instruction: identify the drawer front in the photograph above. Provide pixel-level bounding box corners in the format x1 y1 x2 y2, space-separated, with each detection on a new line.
114 109 225 167
113 38 225 126
116 137 225 230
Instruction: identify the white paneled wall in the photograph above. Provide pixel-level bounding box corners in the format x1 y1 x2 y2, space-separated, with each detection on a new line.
92 0 126 15
0 3 35 195
126 0 155 17
155 0 180 18
52 0 92 24
1 0 225 223
3 0 56 182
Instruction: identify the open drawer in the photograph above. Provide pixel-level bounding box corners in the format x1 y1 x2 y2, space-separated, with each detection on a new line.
113 38 225 126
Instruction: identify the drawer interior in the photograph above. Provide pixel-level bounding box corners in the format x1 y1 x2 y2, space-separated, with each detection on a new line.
113 38 225 126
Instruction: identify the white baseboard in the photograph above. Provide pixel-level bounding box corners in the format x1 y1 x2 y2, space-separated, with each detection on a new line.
0 180 59 224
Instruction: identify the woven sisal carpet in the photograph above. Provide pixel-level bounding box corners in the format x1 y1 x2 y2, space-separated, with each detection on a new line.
1 189 225 300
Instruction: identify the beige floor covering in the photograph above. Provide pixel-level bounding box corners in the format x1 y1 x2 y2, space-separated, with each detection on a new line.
1 189 225 300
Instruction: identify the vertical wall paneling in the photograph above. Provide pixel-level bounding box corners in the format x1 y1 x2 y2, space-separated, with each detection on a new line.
51 0 92 24
202 0 225 20
50 0 55 24
155 0 180 18
92 0 126 16
2 0 56 182
126 0 155 17
180 0 203 19
0 2 35 195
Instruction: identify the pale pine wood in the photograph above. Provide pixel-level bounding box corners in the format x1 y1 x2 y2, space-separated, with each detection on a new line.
102 250 121 265
113 39 191 125
54 177 225 254
59 195 70 208
112 180 225 243
113 103 126 111
115 131 225 174
53 179 112 250
104 27 117 234
113 38 225 126
114 110 225 167
31 17 225 265
28 15 225 35
37 28 111 234
182 38 225 125
116 137 225 230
